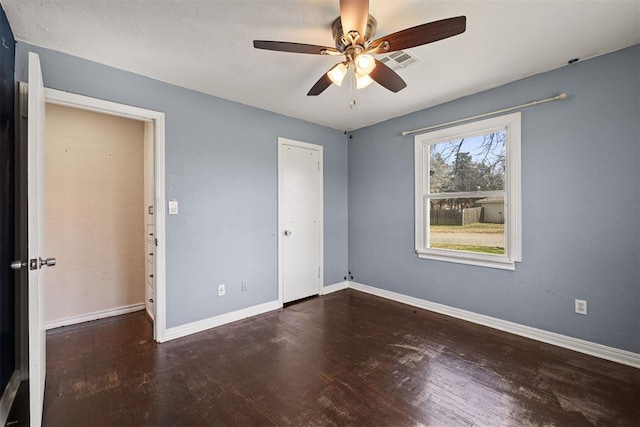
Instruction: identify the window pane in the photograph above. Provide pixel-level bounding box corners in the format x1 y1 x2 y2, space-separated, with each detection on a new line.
429 131 506 193
428 197 505 255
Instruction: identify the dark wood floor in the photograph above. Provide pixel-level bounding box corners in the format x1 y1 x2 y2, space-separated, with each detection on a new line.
29 290 640 425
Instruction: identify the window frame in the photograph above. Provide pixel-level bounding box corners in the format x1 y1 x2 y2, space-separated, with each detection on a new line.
414 112 522 270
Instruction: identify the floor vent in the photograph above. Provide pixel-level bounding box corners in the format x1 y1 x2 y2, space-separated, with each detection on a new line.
379 50 418 70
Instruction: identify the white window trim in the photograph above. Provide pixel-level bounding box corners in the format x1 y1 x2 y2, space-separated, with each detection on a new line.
414 112 521 270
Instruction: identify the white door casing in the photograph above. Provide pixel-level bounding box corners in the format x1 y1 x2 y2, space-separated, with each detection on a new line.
278 138 323 304
27 51 47 427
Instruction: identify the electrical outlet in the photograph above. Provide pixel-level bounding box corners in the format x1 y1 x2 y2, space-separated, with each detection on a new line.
575 299 587 315
241 280 248 292
217 284 226 297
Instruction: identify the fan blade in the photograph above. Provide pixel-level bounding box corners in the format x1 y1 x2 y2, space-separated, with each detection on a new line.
370 59 407 93
370 16 466 53
307 73 333 96
253 40 338 55
340 0 369 44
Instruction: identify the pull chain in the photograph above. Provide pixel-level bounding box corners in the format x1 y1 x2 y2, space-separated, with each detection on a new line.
349 67 357 109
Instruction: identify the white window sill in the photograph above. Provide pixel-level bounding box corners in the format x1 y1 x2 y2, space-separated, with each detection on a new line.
416 250 516 271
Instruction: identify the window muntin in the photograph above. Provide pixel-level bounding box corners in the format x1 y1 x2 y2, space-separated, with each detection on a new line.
414 113 521 270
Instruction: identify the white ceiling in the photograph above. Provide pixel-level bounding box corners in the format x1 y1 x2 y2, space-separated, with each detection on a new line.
2 0 639 131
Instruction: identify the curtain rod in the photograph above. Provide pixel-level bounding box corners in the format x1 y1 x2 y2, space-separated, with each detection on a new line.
401 93 567 136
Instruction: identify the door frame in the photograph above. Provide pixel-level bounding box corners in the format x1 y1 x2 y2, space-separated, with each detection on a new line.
277 137 323 306
43 88 168 342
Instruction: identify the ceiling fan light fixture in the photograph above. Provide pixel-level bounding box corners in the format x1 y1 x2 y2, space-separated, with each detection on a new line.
355 53 375 75
327 62 348 86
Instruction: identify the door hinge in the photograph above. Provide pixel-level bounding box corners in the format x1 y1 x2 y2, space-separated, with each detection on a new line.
318 266 320 278
318 161 320 171
154 238 158 247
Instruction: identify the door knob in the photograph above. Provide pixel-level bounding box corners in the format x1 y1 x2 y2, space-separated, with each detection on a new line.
10 260 27 270
284 230 292 236
39 257 57 268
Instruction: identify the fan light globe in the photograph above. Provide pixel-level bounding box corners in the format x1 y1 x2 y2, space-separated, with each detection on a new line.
355 54 375 75
356 73 374 89
328 63 348 86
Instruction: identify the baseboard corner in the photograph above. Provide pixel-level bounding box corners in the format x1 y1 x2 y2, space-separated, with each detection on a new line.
321 281 349 295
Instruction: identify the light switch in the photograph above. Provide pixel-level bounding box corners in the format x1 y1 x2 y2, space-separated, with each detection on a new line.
168 200 179 215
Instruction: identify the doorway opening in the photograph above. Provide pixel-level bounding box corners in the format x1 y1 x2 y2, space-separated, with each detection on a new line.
42 103 153 329
38 88 167 342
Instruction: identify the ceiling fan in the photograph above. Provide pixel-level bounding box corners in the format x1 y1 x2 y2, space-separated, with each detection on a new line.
253 0 466 96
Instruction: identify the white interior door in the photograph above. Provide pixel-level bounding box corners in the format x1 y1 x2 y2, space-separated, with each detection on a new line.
28 52 49 427
278 138 323 304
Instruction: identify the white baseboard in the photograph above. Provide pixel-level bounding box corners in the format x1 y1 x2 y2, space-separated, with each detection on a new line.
348 281 640 369
321 281 349 295
162 281 348 342
45 303 146 330
0 370 21 426
164 300 281 342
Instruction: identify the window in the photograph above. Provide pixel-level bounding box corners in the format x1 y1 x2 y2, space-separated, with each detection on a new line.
414 113 521 270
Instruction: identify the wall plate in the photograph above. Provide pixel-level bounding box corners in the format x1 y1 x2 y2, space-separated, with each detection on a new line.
168 200 178 215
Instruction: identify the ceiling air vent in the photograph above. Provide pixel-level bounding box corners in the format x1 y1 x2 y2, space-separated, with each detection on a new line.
379 50 418 70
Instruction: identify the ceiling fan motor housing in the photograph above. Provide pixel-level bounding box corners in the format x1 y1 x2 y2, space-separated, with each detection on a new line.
332 15 378 51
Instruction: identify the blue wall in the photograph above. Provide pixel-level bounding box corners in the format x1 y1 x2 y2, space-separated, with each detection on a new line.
0 4 16 394
15 42 349 329
13 39 639 353
348 45 640 353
